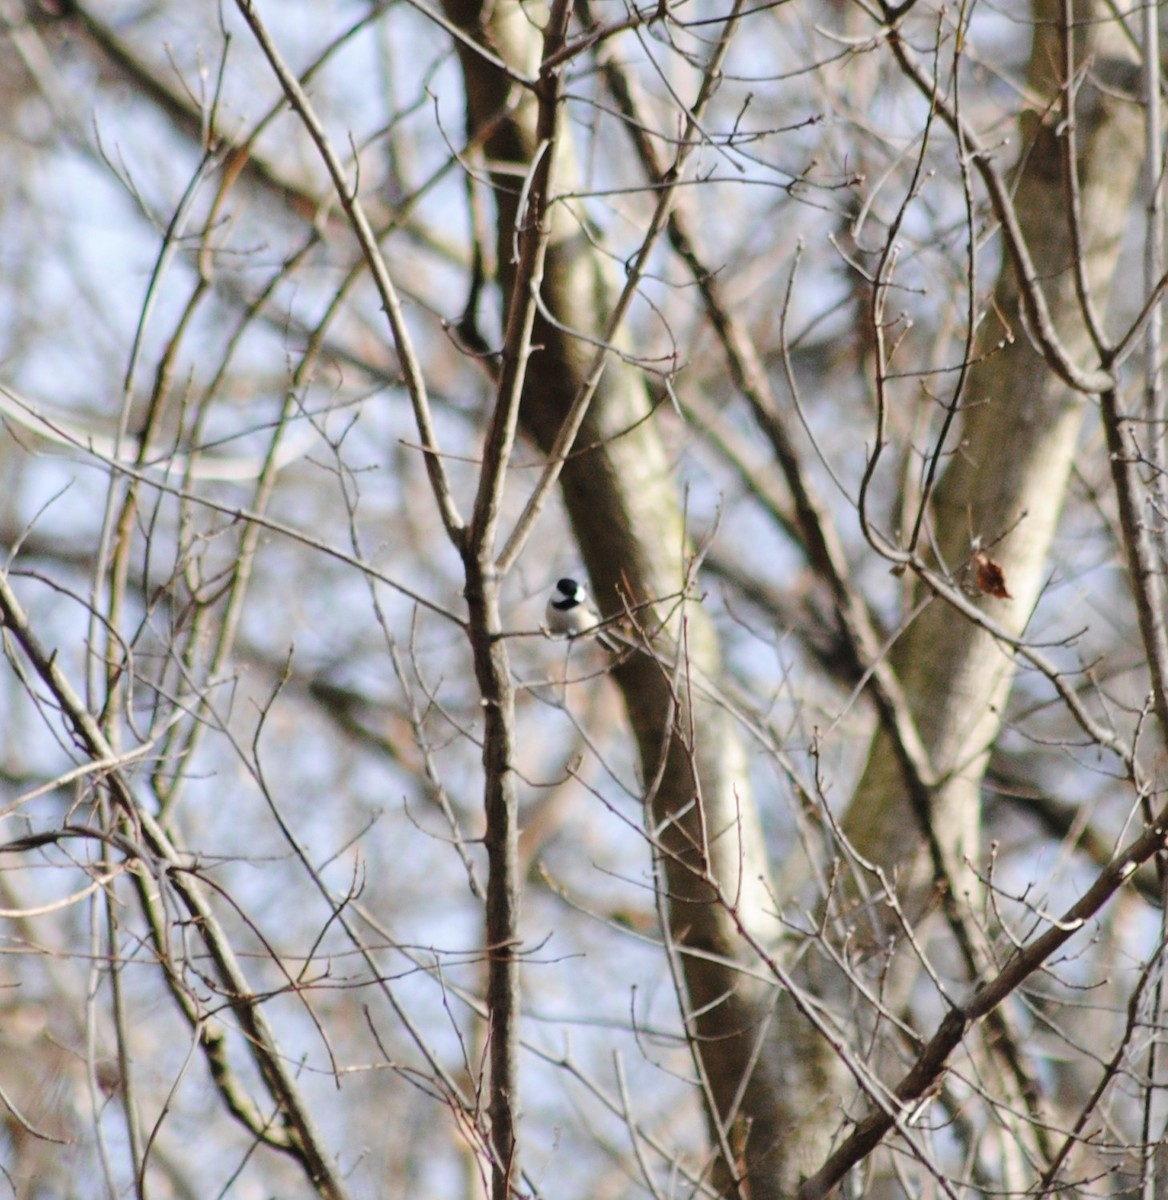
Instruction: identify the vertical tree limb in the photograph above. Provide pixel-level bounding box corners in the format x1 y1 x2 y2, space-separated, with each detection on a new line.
441 1 790 1193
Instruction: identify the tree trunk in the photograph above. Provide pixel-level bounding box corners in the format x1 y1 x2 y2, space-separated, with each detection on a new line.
443 6 793 1196
831 2 1144 1191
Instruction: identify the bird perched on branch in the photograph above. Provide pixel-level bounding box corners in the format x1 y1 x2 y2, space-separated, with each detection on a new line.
545 578 602 636
544 578 653 657
544 577 624 652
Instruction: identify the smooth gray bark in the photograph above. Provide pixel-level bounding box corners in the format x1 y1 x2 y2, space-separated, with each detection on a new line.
442 3 789 1194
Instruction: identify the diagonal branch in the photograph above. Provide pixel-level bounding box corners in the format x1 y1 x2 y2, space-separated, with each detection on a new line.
0 567 352 1200
234 0 466 548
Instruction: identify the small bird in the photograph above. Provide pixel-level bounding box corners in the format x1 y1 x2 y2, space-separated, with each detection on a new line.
545 577 603 637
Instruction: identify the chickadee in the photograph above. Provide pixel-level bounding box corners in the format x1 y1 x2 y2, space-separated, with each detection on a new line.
545 577 603 637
